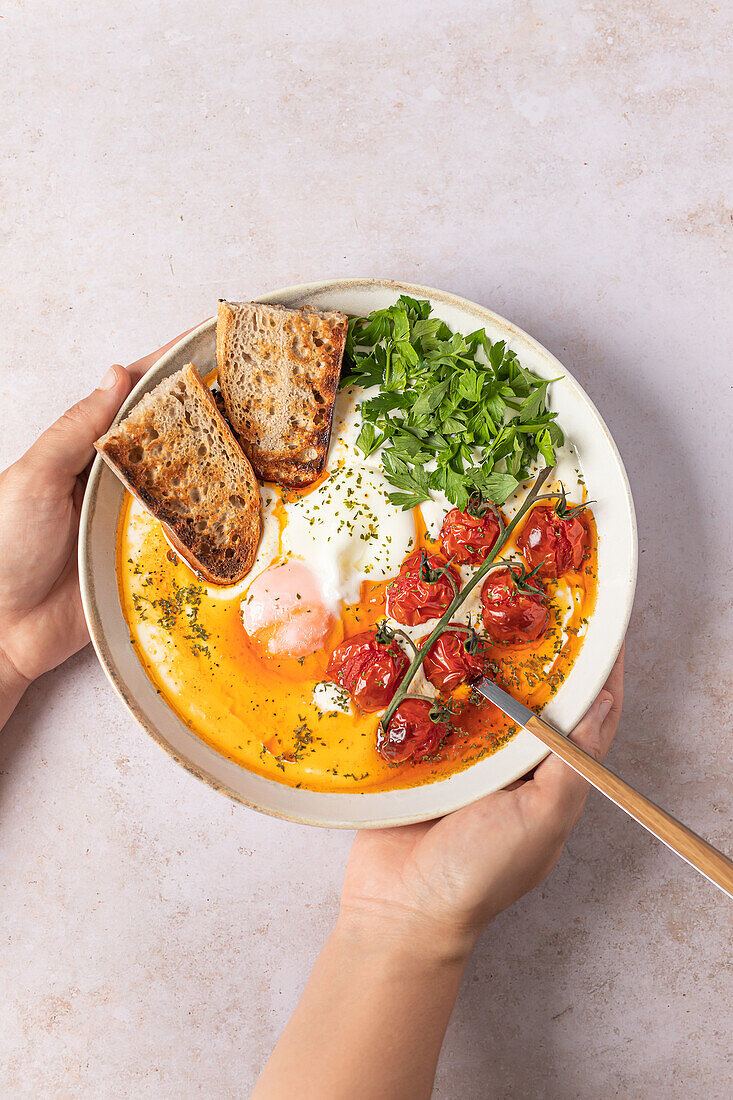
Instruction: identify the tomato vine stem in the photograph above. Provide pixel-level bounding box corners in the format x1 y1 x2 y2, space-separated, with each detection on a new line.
391 628 419 656
379 465 557 734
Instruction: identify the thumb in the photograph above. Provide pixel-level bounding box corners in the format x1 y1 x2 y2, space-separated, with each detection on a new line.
25 365 133 487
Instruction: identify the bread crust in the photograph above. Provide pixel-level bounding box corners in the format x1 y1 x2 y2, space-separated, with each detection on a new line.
95 363 262 585
216 301 348 487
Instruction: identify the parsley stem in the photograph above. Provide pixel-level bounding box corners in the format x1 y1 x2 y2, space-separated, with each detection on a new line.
379 465 556 734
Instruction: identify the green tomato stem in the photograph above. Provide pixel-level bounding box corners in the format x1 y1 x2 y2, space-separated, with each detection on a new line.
379 465 557 734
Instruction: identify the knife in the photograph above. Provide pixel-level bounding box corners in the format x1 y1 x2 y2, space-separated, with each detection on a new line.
473 676 733 899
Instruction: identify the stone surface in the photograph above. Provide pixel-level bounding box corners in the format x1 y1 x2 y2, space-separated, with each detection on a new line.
1 1 731 1096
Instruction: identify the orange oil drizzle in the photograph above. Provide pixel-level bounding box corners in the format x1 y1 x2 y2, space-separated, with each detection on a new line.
117 479 597 792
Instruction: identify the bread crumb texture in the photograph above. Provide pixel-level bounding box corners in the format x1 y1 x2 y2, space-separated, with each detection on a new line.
217 300 348 486
96 363 261 583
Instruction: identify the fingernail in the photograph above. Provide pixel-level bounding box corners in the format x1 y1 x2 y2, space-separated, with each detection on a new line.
99 366 118 390
598 694 613 722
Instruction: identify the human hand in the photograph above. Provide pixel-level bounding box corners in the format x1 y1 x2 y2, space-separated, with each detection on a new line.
0 365 136 690
339 645 625 960
0 332 192 694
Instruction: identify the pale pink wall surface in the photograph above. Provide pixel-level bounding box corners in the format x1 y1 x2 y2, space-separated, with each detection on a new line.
1 1 731 1096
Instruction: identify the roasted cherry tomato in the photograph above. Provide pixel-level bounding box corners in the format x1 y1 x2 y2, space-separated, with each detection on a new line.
386 550 461 627
376 699 449 764
423 627 485 692
480 566 549 645
327 631 409 712
516 504 587 579
440 505 501 565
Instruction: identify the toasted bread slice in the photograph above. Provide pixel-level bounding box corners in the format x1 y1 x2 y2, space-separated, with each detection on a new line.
95 363 261 585
216 300 348 487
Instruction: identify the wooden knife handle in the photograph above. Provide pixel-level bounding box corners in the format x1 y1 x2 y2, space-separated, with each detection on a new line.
525 714 733 899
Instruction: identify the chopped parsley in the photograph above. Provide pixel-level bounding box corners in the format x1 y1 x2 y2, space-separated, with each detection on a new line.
341 295 563 510
136 581 211 658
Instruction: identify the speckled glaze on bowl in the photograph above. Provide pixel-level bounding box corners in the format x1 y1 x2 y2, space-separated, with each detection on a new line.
79 279 637 828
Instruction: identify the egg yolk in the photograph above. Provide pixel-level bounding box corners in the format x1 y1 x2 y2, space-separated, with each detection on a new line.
241 560 336 658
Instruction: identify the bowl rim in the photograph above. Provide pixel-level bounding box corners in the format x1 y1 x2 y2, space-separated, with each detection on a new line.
79 277 638 827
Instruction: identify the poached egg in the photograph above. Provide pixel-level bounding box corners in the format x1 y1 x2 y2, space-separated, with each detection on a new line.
240 386 416 658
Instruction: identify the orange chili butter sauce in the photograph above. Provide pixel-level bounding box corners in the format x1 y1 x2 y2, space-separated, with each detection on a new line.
116 484 597 794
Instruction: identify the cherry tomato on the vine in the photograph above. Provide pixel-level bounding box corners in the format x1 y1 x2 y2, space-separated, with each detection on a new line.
516 504 587 579
439 505 501 565
376 699 449 764
480 566 549 645
327 631 409 711
423 626 485 692
386 550 461 627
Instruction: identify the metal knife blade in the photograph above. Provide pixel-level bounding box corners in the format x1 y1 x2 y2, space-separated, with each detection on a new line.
473 676 543 730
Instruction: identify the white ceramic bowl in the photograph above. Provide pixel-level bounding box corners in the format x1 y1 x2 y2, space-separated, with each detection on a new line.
79 279 637 828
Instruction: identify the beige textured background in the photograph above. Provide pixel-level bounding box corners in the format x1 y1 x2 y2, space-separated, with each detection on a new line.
1 1 732 1097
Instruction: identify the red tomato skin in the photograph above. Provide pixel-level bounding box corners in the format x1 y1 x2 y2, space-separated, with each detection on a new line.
386 551 461 627
516 506 587 578
327 632 409 712
376 699 448 764
423 628 485 692
439 507 501 565
480 567 549 645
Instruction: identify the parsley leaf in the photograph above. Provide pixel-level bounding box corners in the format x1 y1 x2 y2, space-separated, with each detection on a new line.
536 427 556 466
381 451 432 509
472 470 520 505
342 298 561 510
411 378 451 418
355 422 386 457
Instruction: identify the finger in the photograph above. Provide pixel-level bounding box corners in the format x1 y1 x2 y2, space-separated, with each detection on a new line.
520 642 626 830
23 365 133 488
594 640 625 756
545 641 625 767
127 325 200 385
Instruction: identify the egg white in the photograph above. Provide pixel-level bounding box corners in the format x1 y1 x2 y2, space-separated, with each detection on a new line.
280 462 416 608
312 680 353 715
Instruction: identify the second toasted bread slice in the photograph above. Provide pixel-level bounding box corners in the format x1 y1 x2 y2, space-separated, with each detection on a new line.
216 300 348 487
95 363 261 585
